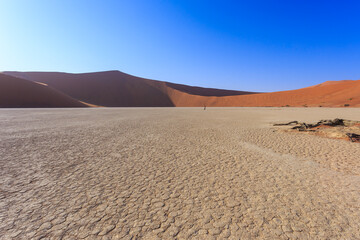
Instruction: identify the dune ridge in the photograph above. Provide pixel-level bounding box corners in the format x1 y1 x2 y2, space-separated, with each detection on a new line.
2 71 360 107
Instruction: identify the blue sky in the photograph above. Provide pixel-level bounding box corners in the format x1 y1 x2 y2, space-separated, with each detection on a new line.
0 0 359 92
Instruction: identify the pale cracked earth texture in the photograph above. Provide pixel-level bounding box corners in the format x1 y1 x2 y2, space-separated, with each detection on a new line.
1 107 360 240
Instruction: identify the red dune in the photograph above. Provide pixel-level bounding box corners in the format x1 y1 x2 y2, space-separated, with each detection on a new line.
164 79 360 107
0 73 88 108
3 71 360 107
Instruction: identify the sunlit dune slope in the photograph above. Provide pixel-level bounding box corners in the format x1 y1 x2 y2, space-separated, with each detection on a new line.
165 79 360 107
0 73 88 108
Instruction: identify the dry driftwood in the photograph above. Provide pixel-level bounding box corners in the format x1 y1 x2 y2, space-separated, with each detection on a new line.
346 133 360 142
273 121 298 126
274 119 360 142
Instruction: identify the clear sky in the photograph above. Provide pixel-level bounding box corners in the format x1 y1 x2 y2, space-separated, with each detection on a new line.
0 0 359 92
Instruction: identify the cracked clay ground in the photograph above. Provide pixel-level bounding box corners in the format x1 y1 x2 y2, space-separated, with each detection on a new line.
1 108 360 239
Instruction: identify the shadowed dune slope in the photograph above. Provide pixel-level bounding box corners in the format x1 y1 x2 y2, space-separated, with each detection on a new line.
3 71 256 107
0 73 88 108
4 71 175 107
3 71 360 107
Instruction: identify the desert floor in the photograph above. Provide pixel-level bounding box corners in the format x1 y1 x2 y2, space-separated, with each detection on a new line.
1 107 360 239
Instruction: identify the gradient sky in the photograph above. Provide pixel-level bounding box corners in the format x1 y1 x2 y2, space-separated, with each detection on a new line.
0 0 359 92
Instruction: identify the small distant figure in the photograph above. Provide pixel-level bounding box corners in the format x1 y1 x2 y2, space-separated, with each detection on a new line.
204 105 206 110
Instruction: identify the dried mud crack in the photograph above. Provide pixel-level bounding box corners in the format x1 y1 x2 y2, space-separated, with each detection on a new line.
1 108 360 239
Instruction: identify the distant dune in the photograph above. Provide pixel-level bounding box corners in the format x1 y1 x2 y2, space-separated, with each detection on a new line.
2 71 360 107
164 82 256 96
0 73 88 108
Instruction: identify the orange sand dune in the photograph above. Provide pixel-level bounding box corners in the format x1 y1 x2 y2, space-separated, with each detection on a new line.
3 71 360 107
0 73 88 108
166 79 360 107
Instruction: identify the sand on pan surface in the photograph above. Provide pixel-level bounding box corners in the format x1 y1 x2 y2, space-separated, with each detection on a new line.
0 108 360 239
